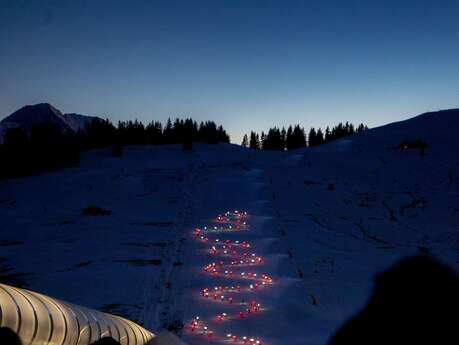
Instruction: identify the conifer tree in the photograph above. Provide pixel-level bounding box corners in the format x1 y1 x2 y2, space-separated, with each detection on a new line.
262 127 284 150
280 127 286 151
286 126 293 150
249 131 258 149
241 134 249 147
325 126 331 142
163 118 173 143
289 125 306 149
308 127 317 146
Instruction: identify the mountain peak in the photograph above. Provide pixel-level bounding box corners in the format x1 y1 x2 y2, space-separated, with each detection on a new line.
0 103 102 143
1 103 67 128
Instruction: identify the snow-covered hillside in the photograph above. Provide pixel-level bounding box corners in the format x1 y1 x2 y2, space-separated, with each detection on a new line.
0 109 458 345
262 108 459 343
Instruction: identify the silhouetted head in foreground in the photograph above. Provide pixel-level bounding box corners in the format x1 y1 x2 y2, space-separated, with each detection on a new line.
90 337 121 345
328 255 459 345
0 327 22 345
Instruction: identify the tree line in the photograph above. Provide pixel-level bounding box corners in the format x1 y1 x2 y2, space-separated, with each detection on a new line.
81 118 230 148
241 122 368 150
0 118 230 179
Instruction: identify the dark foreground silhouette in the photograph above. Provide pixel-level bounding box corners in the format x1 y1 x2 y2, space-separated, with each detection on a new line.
90 338 121 345
0 327 22 345
328 255 459 345
0 328 122 345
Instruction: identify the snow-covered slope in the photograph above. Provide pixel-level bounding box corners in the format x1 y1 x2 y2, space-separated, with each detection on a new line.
350 108 458 151
263 108 459 343
0 144 252 331
0 109 458 345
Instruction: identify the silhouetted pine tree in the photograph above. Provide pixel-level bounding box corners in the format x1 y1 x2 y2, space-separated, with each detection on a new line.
241 134 248 147
308 127 317 146
249 132 258 149
286 126 293 149
117 120 148 145
146 121 163 144
290 125 307 149
260 131 266 149
84 119 116 149
280 127 286 151
163 118 174 144
217 125 230 143
356 123 368 133
322 121 367 143
263 127 284 150
252 121 366 150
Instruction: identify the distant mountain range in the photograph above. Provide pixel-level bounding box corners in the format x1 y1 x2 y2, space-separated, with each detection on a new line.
0 103 102 142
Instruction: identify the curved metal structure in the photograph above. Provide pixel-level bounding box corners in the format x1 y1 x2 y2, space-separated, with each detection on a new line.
0 283 154 345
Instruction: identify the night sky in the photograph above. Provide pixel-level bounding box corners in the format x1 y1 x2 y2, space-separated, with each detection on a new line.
1 0 458 143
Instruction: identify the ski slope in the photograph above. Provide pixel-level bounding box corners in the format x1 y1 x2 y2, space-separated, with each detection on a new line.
1 109 459 344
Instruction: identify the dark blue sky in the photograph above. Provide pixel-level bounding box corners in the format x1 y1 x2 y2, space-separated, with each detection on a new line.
1 0 458 143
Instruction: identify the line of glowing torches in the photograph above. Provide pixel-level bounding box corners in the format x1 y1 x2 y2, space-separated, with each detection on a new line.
214 299 261 321
203 262 271 282
198 235 251 250
200 285 267 309
205 223 248 231
192 222 248 238
203 254 263 270
210 242 251 256
216 210 248 223
188 211 267 344
190 316 263 344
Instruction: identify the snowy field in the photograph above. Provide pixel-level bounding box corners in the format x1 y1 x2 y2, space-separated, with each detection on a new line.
1 110 459 345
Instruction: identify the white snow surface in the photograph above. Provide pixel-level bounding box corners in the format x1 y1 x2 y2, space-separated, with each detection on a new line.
1 110 459 345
